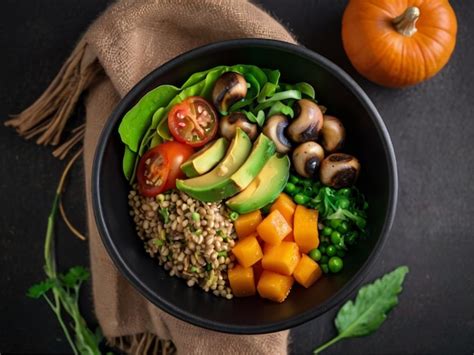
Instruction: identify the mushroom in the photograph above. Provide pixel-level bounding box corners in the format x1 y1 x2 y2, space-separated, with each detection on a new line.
292 142 325 178
212 72 247 114
320 153 360 189
320 115 346 153
287 99 324 143
219 112 258 141
262 114 292 153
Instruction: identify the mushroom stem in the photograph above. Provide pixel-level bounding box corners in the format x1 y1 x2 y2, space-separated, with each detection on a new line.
393 6 420 37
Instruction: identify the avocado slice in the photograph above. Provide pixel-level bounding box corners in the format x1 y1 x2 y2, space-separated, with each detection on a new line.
226 154 290 213
180 138 229 178
176 128 252 201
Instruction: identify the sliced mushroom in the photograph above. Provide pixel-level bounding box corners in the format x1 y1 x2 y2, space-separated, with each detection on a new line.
320 115 346 153
287 99 323 143
292 142 325 178
262 114 292 153
212 72 247 114
219 112 258 141
320 153 360 189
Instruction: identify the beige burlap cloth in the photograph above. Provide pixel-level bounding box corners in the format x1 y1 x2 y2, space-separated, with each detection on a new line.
6 0 296 353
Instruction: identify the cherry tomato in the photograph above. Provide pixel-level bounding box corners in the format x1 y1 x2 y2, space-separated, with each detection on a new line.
136 141 194 196
168 96 218 147
136 146 170 197
160 141 194 190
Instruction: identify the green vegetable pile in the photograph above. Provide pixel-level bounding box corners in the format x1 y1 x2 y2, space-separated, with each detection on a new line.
285 173 368 273
118 65 315 182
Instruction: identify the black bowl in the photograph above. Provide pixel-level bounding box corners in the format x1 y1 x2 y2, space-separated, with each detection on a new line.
92 39 397 334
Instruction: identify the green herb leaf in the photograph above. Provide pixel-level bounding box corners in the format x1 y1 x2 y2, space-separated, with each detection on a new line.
259 89 302 103
27 279 55 299
60 266 90 288
313 266 409 354
268 101 294 118
159 207 170 224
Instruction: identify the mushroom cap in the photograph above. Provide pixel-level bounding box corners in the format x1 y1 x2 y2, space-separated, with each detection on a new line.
212 72 247 114
219 112 258 141
287 99 324 143
262 114 292 153
320 115 346 153
320 153 360 189
292 142 325 179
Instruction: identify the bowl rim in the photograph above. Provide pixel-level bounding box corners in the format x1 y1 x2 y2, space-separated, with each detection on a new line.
92 38 398 334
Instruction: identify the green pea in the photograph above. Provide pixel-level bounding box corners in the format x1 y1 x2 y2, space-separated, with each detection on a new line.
339 188 351 197
294 194 309 205
329 219 342 229
321 264 329 274
285 182 297 195
326 245 337 257
337 198 350 209
319 245 327 254
331 231 341 245
337 221 349 233
229 212 239 221
322 226 332 236
191 212 200 222
328 256 344 273
289 175 299 184
320 255 329 264
309 248 322 261
336 250 346 257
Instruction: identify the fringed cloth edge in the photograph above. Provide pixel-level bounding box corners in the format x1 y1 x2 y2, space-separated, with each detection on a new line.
4 39 102 159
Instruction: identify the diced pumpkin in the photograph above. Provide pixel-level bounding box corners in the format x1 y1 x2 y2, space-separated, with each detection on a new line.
234 210 263 239
293 205 319 253
256 210 292 245
253 261 264 285
283 232 294 242
263 243 278 254
270 193 296 225
293 254 323 288
228 264 256 297
257 270 294 303
262 241 300 276
231 236 263 267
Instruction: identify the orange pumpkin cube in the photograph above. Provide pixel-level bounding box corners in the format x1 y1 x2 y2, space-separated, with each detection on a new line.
293 205 319 253
228 264 256 297
253 261 264 284
256 210 292 245
263 242 277 254
283 232 295 242
234 210 263 239
262 241 300 276
270 193 296 225
231 236 263 267
257 270 294 303
293 254 323 288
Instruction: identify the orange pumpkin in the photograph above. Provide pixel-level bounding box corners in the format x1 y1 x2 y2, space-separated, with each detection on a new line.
342 0 457 87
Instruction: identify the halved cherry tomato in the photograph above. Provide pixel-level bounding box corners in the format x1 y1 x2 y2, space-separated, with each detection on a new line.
160 141 194 190
168 96 218 147
137 141 194 196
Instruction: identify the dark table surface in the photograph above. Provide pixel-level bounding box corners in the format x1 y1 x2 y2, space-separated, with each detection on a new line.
1 1 473 354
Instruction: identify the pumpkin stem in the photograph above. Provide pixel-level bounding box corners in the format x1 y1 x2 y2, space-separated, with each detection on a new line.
393 6 420 37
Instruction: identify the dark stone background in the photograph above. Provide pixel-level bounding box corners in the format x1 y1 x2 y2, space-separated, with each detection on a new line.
1 0 473 353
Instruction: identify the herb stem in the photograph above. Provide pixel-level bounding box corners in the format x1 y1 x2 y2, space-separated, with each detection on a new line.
43 294 78 355
313 334 343 354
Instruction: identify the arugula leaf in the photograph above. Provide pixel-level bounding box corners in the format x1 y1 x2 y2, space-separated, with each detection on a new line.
27 279 55 299
243 110 266 127
268 101 294 118
313 266 409 354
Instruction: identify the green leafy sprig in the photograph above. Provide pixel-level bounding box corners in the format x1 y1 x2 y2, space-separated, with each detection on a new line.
313 266 409 354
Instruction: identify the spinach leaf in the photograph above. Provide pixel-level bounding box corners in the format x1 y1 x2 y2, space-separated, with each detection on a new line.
313 266 409 354
122 146 137 180
259 89 302 103
243 110 265 127
293 82 316 99
118 85 180 152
